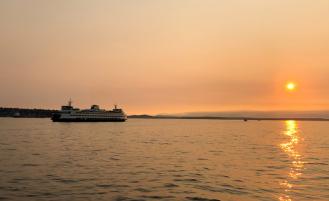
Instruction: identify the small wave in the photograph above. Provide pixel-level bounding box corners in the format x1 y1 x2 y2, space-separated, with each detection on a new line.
22 163 39 167
96 184 130 188
96 184 114 188
141 195 174 199
174 178 199 182
40 192 54 196
135 188 152 192
306 162 328 165
195 184 248 195
8 187 20 192
27 194 38 197
5 148 16 151
265 165 286 169
114 196 145 201
91 149 105 152
164 183 179 188
216 174 229 178
53 178 79 184
186 197 220 201
313 176 329 180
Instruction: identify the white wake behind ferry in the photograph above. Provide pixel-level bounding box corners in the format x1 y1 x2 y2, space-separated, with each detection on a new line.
51 100 127 122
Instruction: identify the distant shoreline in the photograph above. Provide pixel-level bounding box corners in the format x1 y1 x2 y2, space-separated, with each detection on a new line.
0 107 57 118
128 115 329 121
1 107 329 121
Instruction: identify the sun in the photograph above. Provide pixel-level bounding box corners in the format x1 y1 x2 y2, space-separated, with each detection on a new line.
286 82 296 91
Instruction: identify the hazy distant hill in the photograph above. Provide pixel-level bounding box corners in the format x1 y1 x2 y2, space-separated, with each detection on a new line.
171 111 329 119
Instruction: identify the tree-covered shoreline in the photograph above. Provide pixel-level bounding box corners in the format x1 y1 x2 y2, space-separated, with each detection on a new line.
0 108 58 118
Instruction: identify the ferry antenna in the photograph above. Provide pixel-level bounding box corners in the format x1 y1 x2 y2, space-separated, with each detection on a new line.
68 98 72 107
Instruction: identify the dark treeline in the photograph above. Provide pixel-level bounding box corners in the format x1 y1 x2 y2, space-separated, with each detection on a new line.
0 108 58 118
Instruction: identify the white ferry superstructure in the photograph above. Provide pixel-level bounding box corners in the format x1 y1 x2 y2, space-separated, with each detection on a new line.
51 100 127 122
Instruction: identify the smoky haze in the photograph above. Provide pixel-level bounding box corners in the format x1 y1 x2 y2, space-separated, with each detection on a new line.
1 0 329 114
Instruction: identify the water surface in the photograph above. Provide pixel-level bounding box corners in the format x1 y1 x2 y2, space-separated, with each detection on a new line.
0 118 328 200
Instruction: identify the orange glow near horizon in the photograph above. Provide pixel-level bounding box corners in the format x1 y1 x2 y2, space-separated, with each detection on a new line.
0 1 329 113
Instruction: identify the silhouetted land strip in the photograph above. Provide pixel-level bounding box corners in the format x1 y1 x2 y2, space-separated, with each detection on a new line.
0 108 57 118
128 115 329 121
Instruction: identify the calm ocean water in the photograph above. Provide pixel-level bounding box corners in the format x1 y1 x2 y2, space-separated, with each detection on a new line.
0 118 328 201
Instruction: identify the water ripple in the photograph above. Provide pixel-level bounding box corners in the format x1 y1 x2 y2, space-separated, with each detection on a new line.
0 118 328 201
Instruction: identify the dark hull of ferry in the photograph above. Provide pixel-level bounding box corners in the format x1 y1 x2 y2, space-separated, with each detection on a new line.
52 118 126 122
51 114 126 122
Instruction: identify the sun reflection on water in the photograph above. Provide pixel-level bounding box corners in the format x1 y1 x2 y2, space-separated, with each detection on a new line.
279 120 304 201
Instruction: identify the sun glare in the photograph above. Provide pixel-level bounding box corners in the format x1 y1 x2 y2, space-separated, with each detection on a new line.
286 82 296 91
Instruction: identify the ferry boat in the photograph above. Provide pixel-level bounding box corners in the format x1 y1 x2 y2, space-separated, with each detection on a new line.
51 100 127 122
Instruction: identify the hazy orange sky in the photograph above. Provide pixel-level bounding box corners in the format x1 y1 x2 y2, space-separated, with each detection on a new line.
1 0 329 114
